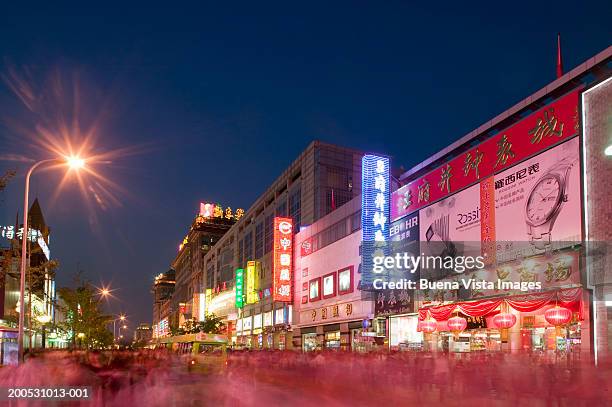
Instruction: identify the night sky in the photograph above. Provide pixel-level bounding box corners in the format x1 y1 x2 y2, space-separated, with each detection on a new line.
0 3 610 331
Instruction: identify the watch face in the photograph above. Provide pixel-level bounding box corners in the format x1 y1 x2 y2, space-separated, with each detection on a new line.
526 175 562 226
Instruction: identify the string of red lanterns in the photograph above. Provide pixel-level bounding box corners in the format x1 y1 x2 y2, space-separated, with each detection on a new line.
419 302 573 333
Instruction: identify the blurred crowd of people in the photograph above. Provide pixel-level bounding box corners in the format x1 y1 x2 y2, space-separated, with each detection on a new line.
0 349 609 406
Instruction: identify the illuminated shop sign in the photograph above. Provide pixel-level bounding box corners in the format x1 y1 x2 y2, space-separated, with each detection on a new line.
207 289 236 315
273 305 292 325
362 155 390 242
362 155 390 284
193 293 206 321
273 217 293 302
391 89 581 222
235 268 245 308
0 226 43 242
246 261 260 304
242 316 252 331
263 311 273 327
158 318 169 337
199 202 244 221
253 313 262 329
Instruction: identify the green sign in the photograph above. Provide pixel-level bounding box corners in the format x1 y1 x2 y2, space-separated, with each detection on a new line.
235 268 245 308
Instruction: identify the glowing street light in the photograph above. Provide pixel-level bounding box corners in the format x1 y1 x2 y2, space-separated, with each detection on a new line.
36 314 52 350
113 314 127 342
67 156 85 169
18 155 86 363
36 314 52 324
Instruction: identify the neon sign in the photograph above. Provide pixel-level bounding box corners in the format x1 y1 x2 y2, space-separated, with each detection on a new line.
235 268 245 308
273 217 293 302
199 202 245 221
362 155 390 285
362 155 390 242
246 261 259 304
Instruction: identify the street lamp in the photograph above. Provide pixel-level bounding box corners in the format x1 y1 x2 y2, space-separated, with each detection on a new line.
36 314 52 349
112 314 127 343
18 156 85 363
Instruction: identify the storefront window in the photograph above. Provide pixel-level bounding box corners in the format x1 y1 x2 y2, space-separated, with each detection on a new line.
325 331 341 349
303 333 317 352
279 333 286 350
389 315 422 350
351 328 370 353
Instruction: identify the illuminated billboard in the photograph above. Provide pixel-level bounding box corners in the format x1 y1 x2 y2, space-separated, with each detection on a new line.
383 88 584 299
193 293 207 321
273 217 293 302
246 261 259 304
199 202 245 221
361 154 390 285
493 136 581 257
235 268 245 308
391 89 581 222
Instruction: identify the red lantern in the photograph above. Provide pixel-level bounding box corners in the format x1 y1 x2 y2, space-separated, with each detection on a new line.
493 313 517 329
544 306 572 326
447 316 467 332
419 319 437 333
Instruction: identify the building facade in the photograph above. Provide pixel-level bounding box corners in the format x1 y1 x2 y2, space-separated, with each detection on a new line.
366 46 612 355
168 210 236 331
208 141 363 348
293 196 379 352
152 269 175 338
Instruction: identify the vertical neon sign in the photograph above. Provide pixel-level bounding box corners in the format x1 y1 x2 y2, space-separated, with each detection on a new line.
273 217 293 302
235 268 244 308
246 261 259 304
361 155 390 286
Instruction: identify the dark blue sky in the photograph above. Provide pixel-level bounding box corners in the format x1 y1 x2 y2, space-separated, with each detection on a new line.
1 2 610 328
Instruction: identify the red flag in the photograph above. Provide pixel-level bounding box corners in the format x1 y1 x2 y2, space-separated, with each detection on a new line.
556 33 563 79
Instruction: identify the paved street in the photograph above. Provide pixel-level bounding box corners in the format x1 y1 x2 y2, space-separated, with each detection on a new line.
0 350 610 406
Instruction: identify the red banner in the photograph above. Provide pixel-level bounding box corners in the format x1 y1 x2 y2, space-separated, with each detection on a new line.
418 287 583 321
392 88 580 221
273 217 293 302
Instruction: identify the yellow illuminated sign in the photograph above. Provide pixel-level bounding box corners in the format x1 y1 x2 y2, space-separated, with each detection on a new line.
246 261 260 304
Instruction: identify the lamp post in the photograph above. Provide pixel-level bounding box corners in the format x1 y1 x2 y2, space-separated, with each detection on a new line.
113 315 126 343
18 156 85 364
36 314 52 349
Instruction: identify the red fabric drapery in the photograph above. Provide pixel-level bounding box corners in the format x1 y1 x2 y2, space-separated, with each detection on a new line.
418 288 583 321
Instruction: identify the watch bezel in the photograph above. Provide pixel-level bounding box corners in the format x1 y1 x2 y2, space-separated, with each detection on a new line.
525 173 565 227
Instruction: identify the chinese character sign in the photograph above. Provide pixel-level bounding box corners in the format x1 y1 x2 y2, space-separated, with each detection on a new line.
273 217 293 302
1 226 42 242
246 261 259 304
362 155 390 285
199 202 245 220
362 155 390 243
235 268 245 308
390 89 580 222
